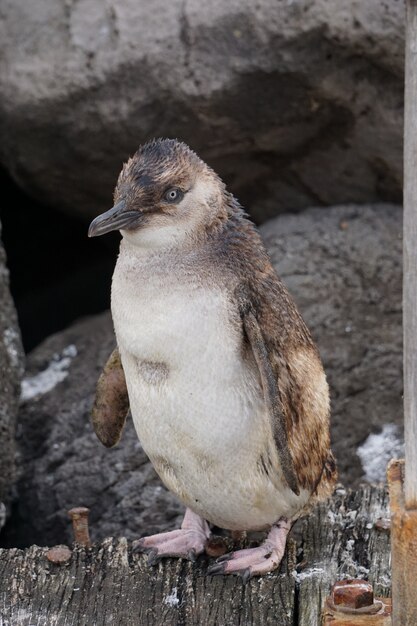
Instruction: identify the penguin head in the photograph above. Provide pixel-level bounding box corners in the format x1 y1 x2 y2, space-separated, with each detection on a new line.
88 138 227 248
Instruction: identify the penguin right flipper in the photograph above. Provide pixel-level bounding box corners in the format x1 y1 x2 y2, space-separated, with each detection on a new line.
239 302 300 496
92 348 130 447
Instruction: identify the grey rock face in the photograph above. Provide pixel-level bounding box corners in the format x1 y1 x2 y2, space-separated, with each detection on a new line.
5 204 402 547
0 0 404 223
0 221 24 527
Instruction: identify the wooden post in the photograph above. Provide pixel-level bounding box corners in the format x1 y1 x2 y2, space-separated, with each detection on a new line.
388 461 417 625
403 0 417 510
389 2 417 624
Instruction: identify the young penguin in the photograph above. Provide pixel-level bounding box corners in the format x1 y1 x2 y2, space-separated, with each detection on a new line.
88 138 337 580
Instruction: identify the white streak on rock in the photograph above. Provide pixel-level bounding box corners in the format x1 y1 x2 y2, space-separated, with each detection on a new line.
357 424 404 483
20 345 77 402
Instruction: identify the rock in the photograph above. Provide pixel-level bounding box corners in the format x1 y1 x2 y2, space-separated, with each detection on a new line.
0 0 404 224
2 204 402 547
0 221 24 528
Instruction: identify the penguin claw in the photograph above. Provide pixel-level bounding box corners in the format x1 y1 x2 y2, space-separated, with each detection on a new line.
241 568 252 584
132 539 146 554
207 561 252 583
215 553 234 564
147 549 161 567
186 548 197 562
207 562 226 576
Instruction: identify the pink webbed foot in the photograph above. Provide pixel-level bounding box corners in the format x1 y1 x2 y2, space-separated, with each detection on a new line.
133 508 211 565
207 518 291 582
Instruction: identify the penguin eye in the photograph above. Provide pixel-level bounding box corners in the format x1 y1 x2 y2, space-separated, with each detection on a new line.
164 188 183 203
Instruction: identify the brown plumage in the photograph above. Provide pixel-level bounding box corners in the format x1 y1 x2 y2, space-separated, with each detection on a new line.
89 138 337 580
211 207 337 503
91 348 129 448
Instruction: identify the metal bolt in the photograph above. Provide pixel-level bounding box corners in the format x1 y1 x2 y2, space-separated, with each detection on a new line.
68 507 91 546
332 579 374 610
324 579 390 623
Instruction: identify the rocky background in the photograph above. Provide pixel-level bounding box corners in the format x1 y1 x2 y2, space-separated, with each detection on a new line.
0 0 406 547
0 0 404 222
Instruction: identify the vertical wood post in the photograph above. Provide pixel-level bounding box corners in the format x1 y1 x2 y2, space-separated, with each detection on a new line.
403 0 417 509
389 3 417 624
389 460 417 625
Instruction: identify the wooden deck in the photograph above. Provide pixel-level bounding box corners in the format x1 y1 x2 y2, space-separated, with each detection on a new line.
0 485 391 626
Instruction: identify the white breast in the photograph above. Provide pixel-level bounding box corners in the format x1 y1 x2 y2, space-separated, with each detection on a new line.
111 240 309 530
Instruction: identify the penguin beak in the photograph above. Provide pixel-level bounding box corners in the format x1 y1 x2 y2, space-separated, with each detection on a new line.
88 201 141 237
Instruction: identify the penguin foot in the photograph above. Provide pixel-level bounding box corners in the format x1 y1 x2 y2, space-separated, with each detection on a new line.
132 507 211 565
133 529 207 564
207 517 291 581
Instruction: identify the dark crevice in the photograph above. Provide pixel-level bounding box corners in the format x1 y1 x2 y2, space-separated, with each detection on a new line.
0 167 119 352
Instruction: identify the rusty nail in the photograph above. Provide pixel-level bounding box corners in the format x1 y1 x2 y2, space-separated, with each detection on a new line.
46 544 72 564
68 507 91 546
332 579 374 610
205 536 228 558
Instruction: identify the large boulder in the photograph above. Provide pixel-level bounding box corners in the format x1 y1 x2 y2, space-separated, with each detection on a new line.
0 221 24 530
0 0 404 224
2 204 402 548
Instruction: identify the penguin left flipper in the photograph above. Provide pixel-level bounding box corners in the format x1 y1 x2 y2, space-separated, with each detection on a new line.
239 302 300 496
92 348 130 447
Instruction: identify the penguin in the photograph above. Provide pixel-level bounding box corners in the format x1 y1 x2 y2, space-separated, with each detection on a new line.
88 138 337 580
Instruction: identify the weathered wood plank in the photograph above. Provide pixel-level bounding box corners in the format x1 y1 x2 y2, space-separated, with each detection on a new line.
0 486 390 626
0 540 296 626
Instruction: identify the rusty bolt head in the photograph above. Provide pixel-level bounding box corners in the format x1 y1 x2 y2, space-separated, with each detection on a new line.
46 545 72 564
332 579 374 610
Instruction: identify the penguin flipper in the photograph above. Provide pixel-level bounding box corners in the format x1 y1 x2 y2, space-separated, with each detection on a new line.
92 348 130 447
239 302 300 496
